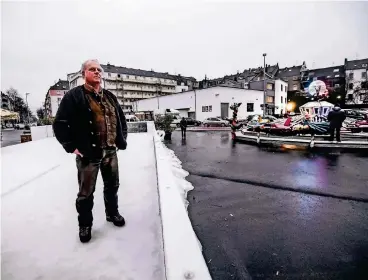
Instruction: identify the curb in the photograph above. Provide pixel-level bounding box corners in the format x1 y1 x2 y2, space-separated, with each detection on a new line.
153 127 212 280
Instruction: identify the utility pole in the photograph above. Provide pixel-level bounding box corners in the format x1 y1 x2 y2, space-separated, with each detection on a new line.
25 92 30 123
263 53 267 117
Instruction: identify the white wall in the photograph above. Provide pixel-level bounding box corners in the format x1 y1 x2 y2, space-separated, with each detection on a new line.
175 85 189 93
50 95 64 117
274 79 288 115
136 87 264 121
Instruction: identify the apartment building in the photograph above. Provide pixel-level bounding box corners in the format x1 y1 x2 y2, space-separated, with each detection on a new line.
44 80 69 117
67 63 193 113
345 58 368 105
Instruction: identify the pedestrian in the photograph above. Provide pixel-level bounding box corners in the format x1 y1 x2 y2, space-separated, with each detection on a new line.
180 117 187 139
327 103 346 142
53 59 128 243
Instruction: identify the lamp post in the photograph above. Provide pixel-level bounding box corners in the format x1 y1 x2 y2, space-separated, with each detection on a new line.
25 92 30 123
263 53 267 117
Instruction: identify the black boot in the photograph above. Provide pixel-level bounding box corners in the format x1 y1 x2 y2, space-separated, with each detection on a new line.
79 226 92 243
106 212 125 227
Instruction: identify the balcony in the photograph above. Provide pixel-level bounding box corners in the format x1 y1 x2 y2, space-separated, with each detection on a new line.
104 76 176 86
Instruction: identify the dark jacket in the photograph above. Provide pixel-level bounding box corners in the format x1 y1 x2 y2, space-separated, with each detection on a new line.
53 86 127 157
327 107 346 128
180 119 187 129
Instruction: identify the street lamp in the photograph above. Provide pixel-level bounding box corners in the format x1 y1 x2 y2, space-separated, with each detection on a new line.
25 92 30 124
263 53 267 117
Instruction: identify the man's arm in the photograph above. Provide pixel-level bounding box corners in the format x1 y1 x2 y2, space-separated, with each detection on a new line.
53 92 76 153
116 103 128 140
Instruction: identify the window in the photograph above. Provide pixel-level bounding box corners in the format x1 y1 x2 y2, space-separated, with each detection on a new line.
333 69 339 72
247 103 254 112
281 84 283 91
335 75 340 77
360 94 365 101
362 72 367 79
349 83 354 90
117 74 121 78
293 85 298 90
292 76 298 81
349 73 354 79
285 86 288 92
335 84 340 88
127 75 129 79
209 105 212 112
266 83 273 90
281 96 283 103
108 73 111 77
362 64 368 67
266 96 274 103
285 97 287 103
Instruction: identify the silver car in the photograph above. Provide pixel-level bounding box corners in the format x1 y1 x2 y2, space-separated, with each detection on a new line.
202 117 229 127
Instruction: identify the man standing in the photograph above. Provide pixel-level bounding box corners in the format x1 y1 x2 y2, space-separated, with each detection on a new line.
180 117 187 139
53 59 128 243
327 103 346 142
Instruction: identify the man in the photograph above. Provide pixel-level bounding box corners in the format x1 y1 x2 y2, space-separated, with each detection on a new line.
53 59 128 243
180 117 187 139
327 103 346 142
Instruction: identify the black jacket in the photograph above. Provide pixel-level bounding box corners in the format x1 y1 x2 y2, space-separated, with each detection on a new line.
327 107 346 128
53 86 127 157
180 119 187 129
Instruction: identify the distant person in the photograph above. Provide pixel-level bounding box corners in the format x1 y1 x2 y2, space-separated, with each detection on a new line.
53 59 128 243
327 103 346 142
180 117 187 139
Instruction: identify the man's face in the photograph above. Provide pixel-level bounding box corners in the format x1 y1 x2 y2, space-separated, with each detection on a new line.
84 61 103 85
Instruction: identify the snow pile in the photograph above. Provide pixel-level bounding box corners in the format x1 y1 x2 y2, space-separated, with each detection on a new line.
155 130 194 209
153 128 211 280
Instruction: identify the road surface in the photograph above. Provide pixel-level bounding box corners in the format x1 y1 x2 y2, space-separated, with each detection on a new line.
167 131 368 280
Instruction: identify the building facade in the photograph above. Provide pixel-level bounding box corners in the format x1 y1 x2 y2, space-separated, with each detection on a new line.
67 63 197 113
44 80 69 117
1 92 13 111
345 58 368 105
135 86 277 121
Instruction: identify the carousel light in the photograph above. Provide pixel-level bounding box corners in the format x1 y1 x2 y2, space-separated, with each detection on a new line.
286 102 295 112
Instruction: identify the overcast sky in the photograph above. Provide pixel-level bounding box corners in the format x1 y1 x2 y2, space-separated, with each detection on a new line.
2 0 368 112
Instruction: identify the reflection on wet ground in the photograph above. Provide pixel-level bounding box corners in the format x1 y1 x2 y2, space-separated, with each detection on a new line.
167 131 368 280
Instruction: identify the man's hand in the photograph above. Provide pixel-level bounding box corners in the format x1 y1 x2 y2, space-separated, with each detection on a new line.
73 149 83 157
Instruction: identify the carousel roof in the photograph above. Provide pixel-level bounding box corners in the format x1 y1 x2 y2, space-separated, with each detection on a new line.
300 101 334 108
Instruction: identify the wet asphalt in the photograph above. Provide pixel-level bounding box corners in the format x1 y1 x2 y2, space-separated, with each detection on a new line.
166 131 368 280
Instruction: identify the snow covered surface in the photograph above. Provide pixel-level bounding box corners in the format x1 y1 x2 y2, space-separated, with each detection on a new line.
1 134 165 280
154 128 212 280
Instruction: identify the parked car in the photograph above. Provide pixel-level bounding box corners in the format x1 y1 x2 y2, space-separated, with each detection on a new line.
202 117 229 127
185 117 201 126
15 123 25 130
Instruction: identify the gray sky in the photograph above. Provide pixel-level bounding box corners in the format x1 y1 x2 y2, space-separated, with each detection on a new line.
2 0 368 113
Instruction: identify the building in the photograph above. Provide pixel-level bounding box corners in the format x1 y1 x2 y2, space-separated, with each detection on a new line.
135 85 287 121
300 65 346 108
1 91 13 111
197 64 287 115
44 79 69 117
276 62 307 93
67 63 197 113
344 58 368 106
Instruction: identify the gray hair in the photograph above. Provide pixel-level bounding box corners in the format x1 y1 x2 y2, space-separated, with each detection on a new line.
80 59 102 76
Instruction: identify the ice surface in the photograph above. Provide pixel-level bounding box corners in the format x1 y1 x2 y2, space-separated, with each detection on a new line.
1 135 165 280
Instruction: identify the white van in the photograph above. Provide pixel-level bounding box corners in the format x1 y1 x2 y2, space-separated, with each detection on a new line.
125 115 140 122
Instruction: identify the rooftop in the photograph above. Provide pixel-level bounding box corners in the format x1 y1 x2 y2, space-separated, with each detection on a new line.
345 58 368 70
49 79 70 91
102 63 177 80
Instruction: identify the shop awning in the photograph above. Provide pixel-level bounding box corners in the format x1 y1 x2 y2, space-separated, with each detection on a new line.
1 109 20 121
